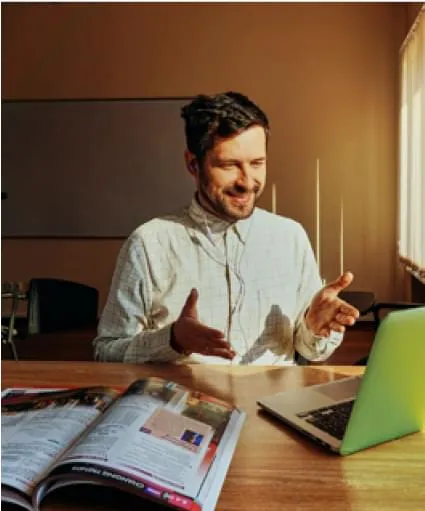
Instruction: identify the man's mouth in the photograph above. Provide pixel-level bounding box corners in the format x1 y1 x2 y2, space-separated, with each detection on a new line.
225 189 257 204
226 192 253 206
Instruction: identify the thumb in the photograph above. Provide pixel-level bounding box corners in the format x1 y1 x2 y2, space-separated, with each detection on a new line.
180 288 199 320
325 271 354 294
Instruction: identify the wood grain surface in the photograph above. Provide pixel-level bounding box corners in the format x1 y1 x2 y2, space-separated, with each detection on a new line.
2 362 424 511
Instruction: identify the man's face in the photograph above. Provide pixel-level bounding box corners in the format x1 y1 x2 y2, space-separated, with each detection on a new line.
190 125 267 222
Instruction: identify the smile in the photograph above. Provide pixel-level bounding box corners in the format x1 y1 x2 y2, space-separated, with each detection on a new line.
227 193 253 206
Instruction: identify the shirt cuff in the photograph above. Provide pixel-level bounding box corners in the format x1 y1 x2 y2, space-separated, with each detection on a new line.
295 317 345 362
123 323 183 363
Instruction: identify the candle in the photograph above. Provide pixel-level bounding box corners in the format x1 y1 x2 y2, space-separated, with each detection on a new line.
315 159 321 275
271 183 277 214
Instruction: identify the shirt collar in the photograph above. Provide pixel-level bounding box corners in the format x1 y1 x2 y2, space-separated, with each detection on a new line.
187 195 253 244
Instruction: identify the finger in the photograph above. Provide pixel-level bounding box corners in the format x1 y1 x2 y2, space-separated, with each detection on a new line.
180 288 199 319
335 313 357 326
206 329 228 344
205 337 233 353
326 271 354 294
214 348 236 359
173 317 231 356
203 347 236 359
339 304 360 319
189 321 227 342
329 321 346 333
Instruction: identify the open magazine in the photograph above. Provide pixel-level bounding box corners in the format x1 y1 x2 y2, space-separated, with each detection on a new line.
1 378 246 511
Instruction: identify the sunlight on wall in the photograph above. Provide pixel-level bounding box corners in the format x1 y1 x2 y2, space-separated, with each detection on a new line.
270 159 345 284
271 182 277 215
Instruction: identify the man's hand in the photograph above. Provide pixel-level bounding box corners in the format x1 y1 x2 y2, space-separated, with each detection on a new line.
172 288 236 359
305 272 360 337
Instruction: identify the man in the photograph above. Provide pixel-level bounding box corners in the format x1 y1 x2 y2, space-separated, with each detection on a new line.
94 91 359 365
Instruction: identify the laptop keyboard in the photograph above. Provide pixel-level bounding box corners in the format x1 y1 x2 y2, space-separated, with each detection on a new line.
296 400 355 440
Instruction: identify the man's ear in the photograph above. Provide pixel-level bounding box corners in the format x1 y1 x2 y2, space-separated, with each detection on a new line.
184 150 198 176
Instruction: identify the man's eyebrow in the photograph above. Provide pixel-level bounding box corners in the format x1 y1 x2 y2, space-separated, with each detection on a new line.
214 157 239 164
213 156 266 165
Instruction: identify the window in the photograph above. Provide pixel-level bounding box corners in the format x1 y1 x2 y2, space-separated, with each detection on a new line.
399 5 425 284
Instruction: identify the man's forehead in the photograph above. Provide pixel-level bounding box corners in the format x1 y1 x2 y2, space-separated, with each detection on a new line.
210 126 267 159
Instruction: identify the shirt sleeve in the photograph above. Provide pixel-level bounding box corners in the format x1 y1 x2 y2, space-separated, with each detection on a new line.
292 226 344 362
295 317 344 362
93 233 183 364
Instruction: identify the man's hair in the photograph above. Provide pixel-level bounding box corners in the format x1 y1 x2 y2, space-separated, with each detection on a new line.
181 91 270 163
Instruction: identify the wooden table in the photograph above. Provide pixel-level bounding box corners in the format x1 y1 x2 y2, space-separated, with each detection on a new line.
2 361 425 510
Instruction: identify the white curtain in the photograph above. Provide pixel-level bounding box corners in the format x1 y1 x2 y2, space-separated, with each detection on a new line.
399 5 425 282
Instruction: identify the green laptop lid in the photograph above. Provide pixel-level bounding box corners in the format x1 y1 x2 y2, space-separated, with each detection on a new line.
340 307 425 456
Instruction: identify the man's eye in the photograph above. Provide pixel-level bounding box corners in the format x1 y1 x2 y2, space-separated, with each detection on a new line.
221 163 235 170
252 160 265 168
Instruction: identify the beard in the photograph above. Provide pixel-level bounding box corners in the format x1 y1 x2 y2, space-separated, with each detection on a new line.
198 179 264 222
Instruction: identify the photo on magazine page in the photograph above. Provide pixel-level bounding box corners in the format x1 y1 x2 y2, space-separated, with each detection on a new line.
124 378 184 404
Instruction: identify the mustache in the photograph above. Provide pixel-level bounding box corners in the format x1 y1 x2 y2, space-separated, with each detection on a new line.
224 183 261 195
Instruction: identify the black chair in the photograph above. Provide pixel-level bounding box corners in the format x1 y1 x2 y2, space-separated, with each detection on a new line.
366 301 425 330
339 291 377 318
340 291 424 364
354 300 424 365
2 282 26 360
27 278 99 335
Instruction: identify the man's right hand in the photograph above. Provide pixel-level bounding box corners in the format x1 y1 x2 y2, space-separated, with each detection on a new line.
171 288 236 360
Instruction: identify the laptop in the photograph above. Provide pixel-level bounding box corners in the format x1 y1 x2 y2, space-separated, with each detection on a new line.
257 307 425 455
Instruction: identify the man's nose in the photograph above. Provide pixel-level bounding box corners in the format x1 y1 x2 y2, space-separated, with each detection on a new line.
235 166 255 190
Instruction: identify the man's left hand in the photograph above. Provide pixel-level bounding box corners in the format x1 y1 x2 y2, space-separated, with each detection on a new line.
305 272 360 337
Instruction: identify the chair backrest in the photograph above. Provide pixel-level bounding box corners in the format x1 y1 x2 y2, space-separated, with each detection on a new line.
339 291 376 316
27 278 99 335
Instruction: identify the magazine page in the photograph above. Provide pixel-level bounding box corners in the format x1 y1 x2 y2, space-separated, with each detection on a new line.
37 378 245 510
1 386 119 504
1 388 65 510
1 486 34 511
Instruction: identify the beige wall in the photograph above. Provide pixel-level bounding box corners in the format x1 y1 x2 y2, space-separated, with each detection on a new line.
2 3 413 312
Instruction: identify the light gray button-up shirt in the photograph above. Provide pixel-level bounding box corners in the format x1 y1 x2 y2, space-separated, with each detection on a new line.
94 198 343 364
